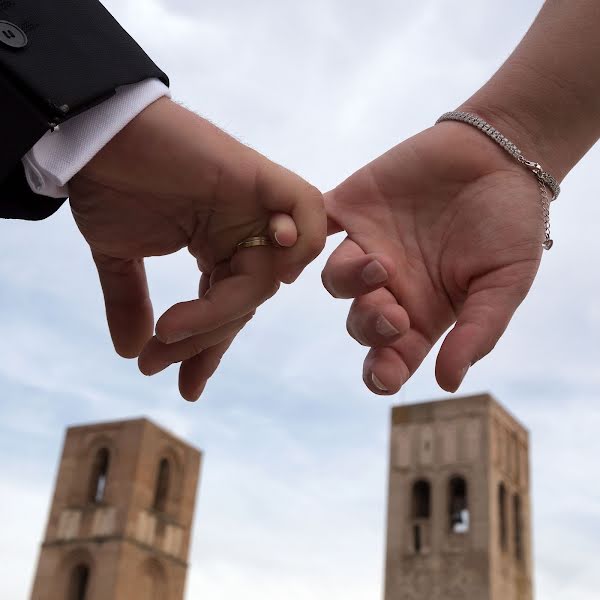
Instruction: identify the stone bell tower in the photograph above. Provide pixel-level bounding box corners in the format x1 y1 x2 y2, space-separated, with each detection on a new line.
29 418 202 600
384 394 533 600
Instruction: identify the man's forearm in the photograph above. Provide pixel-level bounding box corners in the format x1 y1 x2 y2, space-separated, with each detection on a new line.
0 0 168 220
459 0 600 181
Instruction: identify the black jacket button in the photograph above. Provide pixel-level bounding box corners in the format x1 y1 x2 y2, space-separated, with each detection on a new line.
0 21 27 49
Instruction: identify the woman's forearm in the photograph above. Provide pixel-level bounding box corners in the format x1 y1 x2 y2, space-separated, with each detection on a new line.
458 0 600 181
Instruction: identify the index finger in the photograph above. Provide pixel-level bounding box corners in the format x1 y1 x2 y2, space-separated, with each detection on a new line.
321 237 396 299
155 246 279 344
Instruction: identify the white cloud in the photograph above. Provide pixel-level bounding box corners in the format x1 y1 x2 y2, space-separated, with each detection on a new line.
2 0 600 599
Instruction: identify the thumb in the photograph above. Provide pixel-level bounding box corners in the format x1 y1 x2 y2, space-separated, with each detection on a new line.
435 284 528 393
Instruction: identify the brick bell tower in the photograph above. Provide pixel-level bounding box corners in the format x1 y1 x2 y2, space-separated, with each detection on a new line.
30 418 202 600
384 394 533 600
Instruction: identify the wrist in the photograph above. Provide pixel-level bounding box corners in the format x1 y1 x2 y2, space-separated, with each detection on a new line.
73 96 174 184
76 97 238 193
458 62 600 182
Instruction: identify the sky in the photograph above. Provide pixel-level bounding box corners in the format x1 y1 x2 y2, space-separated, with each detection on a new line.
1 0 600 598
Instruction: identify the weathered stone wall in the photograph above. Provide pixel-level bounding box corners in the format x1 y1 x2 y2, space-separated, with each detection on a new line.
384 394 532 600
30 418 201 600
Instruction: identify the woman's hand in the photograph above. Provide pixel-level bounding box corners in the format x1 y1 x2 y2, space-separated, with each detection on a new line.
322 122 543 395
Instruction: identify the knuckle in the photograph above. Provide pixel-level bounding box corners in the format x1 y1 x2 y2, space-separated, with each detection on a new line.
307 184 325 206
298 182 324 208
187 339 205 360
94 254 141 275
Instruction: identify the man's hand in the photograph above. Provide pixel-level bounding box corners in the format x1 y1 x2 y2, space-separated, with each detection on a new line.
322 122 543 395
69 98 326 401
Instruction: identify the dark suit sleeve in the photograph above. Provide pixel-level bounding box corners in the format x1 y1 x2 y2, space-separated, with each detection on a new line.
0 0 169 220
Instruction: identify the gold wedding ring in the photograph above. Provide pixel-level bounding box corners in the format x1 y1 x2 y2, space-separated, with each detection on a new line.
237 236 273 250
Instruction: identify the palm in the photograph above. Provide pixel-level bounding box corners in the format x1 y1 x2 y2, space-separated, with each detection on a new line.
324 123 543 393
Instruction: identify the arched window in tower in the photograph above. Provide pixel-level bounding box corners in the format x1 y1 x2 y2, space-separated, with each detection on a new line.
411 479 431 553
449 476 469 533
88 447 110 504
68 564 90 600
153 458 170 512
513 493 523 561
498 482 508 551
412 479 431 519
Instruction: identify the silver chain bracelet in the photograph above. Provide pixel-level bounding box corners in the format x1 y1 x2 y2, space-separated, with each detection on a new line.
436 111 560 250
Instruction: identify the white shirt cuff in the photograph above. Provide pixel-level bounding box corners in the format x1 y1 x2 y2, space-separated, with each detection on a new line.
22 78 170 198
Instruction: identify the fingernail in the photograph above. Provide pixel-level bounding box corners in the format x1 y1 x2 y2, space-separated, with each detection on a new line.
371 373 389 393
274 231 282 246
375 315 400 338
362 260 388 287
